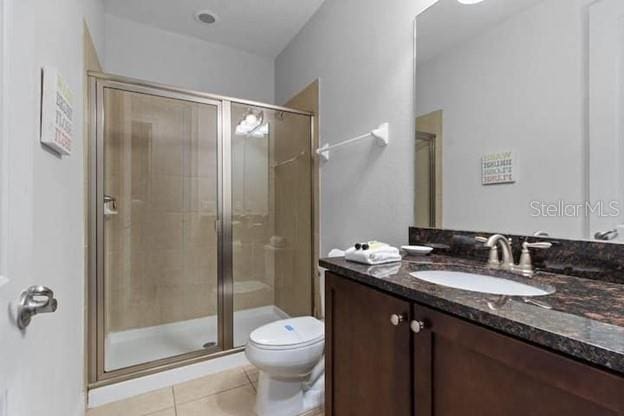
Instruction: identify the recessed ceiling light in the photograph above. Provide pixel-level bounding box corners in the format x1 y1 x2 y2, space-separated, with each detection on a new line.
195 10 218 25
457 0 486 4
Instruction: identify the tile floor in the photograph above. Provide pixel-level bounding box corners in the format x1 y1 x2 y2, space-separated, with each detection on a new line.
87 365 324 416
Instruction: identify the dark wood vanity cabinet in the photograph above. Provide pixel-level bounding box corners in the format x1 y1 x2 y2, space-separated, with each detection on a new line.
325 271 412 416
325 272 624 416
412 303 624 416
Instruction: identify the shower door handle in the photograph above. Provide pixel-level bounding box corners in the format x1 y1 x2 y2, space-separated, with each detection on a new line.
104 194 117 209
104 194 118 216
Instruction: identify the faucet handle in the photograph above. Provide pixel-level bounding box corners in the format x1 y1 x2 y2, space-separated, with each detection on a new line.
523 241 552 250
516 241 552 277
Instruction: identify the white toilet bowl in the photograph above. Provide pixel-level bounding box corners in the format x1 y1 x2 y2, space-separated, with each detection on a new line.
245 316 325 416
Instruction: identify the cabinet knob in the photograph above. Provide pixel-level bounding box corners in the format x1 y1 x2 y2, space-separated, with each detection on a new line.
390 313 407 326
410 320 425 334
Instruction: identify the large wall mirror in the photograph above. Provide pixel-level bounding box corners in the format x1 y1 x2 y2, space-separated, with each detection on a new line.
415 0 624 243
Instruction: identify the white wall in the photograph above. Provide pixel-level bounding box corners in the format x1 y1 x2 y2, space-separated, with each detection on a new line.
0 0 103 415
276 0 432 253
416 0 589 239
104 14 275 104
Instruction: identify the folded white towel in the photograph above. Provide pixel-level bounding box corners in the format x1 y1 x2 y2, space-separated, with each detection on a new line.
345 242 402 265
371 253 402 262
369 246 400 255
328 248 345 258
367 263 402 278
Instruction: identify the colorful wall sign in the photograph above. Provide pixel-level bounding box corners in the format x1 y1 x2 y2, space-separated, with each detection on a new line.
482 151 514 185
40 66 73 155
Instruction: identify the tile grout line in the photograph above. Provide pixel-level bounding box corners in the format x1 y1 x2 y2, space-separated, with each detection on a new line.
171 386 178 416
173 380 253 406
243 369 256 391
140 386 176 416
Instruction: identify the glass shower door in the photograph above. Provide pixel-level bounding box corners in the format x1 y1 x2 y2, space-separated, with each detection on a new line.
100 87 222 372
230 103 313 347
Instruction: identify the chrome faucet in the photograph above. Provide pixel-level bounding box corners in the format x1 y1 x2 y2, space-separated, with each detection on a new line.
476 234 551 277
475 234 514 270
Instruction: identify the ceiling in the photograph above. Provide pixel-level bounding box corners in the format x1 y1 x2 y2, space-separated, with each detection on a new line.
104 0 325 58
416 0 545 65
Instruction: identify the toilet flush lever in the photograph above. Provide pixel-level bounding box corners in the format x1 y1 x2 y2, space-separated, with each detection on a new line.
16 285 58 329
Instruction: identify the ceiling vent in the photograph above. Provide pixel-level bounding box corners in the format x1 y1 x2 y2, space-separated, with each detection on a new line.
195 10 218 25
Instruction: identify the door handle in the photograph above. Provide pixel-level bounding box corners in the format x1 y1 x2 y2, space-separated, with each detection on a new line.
410 320 425 334
16 285 58 329
390 313 407 326
104 194 117 210
104 194 118 216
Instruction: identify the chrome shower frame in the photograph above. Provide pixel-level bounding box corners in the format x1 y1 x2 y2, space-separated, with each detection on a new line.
87 71 316 387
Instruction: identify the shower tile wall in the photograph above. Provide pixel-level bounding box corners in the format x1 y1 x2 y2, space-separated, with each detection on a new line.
104 91 219 333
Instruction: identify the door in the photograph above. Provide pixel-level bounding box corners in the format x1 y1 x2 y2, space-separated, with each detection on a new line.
325 273 412 416
412 303 624 416
415 110 443 228
90 79 224 382
415 131 437 227
0 1 93 414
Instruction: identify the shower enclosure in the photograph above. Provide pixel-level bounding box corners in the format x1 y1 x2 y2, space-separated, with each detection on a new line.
88 73 314 385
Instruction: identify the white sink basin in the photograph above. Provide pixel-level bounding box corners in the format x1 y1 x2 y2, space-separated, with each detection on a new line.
409 270 554 297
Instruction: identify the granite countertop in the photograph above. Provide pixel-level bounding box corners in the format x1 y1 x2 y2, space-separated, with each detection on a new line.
320 254 624 375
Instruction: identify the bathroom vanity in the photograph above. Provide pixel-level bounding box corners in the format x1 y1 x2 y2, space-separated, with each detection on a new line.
321 246 624 415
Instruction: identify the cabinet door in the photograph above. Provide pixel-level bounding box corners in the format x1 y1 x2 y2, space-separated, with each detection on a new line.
412 303 624 416
325 273 412 416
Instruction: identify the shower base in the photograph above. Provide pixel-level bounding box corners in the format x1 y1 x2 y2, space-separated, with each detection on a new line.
105 305 288 371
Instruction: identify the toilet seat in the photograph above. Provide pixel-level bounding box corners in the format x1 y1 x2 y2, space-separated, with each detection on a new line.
249 317 324 351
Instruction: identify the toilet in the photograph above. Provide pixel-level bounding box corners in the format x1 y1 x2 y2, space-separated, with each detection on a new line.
245 266 327 416
245 316 325 416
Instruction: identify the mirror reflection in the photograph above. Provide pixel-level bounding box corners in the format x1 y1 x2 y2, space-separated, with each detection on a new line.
415 0 624 242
